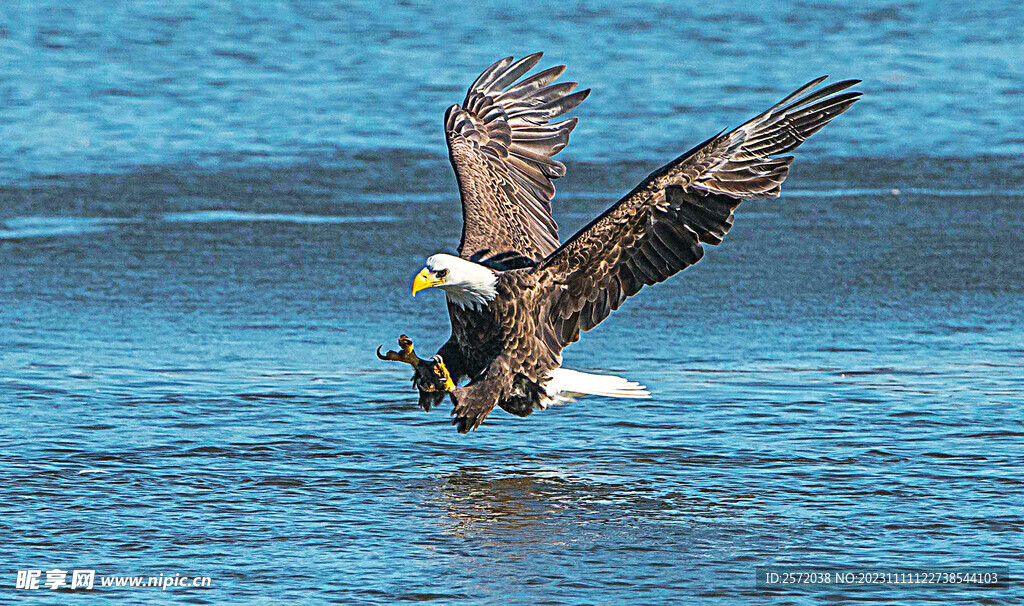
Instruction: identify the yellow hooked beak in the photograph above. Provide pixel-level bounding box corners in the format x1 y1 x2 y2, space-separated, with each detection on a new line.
411 268 444 296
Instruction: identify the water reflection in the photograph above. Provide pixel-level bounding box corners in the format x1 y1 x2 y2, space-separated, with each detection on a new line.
435 469 585 538
431 465 709 538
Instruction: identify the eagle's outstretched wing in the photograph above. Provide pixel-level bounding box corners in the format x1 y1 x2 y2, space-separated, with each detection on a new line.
447 76 860 432
446 53 589 265
538 76 862 347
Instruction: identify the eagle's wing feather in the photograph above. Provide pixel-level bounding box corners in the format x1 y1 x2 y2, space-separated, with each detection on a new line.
538 77 862 347
446 53 589 264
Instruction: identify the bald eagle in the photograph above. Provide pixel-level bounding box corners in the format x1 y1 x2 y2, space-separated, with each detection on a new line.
379 53 860 432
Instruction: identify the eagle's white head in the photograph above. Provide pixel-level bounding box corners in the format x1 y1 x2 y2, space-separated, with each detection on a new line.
411 253 498 310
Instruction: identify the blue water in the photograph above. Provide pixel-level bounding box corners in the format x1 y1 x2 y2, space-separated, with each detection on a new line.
1 0 1023 181
2 1 1023 604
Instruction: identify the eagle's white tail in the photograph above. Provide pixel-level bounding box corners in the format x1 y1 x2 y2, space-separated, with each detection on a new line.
540 368 651 408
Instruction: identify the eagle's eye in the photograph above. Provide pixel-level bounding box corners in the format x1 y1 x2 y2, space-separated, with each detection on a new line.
435 268 449 279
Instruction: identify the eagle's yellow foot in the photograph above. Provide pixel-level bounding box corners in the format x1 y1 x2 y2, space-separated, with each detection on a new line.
376 334 421 367
378 335 455 394
431 355 456 393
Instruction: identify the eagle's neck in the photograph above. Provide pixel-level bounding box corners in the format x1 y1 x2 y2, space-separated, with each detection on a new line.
440 264 499 311
444 287 495 310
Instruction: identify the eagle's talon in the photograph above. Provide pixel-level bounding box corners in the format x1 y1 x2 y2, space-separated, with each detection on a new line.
380 335 456 395
431 355 456 393
376 334 422 367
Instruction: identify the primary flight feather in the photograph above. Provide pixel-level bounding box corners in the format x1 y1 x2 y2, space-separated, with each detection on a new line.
380 52 861 433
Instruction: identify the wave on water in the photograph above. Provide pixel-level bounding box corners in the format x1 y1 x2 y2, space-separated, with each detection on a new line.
162 210 401 224
0 212 400 239
785 187 1024 198
0 216 131 240
161 210 401 224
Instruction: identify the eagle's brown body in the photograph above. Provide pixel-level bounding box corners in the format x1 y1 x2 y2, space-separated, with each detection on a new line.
404 53 860 432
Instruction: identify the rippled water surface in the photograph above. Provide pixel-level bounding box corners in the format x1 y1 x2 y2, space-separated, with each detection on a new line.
2 1 1023 604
